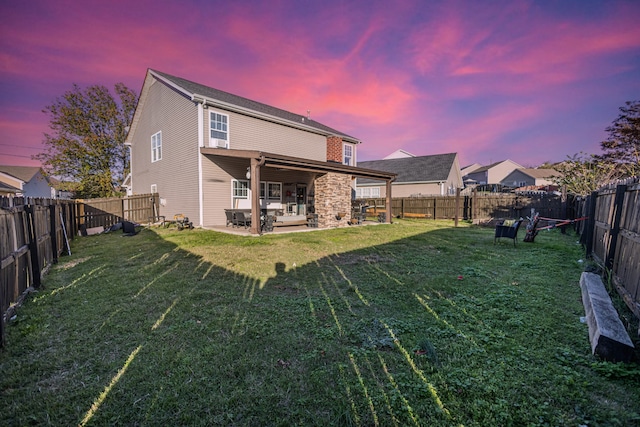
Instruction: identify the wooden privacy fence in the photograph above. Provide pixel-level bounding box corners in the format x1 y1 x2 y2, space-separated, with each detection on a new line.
0 193 158 347
358 192 565 221
0 199 75 347
76 193 159 232
573 178 640 325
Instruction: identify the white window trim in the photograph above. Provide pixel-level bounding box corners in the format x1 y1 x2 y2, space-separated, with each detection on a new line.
343 143 354 166
209 111 229 148
151 131 162 162
356 187 380 198
267 182 282 201
232 179 249 199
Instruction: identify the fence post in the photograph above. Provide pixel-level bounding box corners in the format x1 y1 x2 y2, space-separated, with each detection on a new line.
605 184 627 270
472 188 477 221
25 204 41 288
455 188 460 227
584 191 598 257
49 205 58 264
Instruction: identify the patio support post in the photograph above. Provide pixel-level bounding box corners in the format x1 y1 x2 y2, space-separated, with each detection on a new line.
386 179 393 223
249 157 261 235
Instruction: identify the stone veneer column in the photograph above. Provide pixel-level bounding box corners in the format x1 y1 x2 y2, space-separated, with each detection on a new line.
315 172 352 228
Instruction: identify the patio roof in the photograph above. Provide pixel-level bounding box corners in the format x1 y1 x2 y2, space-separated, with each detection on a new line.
200 148 397 181
200 148 396 234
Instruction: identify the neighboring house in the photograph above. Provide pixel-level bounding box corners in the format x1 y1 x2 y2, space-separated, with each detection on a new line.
500 168 562 189
383 149 415 159
0 181 21 196
126 69 396 234
460 163 482 177
47 177 74 199
463 159 523 186
0 165 55 198
356 153 463 197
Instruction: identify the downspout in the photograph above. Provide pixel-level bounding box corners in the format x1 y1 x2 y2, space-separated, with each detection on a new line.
197 101 204 227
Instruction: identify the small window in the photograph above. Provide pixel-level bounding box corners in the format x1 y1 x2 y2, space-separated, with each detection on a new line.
210 111 229 146
357 187 378 198
232 180 249 199
343 144 354 166
151 131 162 162
267 182 281 201
151 184 157 194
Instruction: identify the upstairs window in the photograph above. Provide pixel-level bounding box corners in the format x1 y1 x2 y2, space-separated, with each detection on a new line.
343 143 354 166
210 112 229 147
151 131 162 162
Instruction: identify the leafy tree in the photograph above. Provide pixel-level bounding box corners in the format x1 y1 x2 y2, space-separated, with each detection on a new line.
552 152 619 196
34 83 138 198
599 100 640 178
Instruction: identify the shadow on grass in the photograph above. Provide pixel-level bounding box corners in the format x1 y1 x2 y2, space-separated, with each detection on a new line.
1 223 638 426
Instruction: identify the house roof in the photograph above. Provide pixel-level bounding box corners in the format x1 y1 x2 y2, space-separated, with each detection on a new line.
0 165 42 183
149 69 359 143
466 159 524 174
356 153 457 184
0 181 21 193
200 148 397 181
518 168 562 179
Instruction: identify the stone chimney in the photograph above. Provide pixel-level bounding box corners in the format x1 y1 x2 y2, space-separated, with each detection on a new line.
326 136 343 163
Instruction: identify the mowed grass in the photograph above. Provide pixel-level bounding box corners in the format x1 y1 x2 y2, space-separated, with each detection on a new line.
1 220 639 426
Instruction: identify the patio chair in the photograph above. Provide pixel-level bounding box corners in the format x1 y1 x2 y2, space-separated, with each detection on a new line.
494 219 523 246
233 211 251 229
224 210 234 227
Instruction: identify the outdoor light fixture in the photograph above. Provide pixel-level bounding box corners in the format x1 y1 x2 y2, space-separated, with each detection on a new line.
246 167 251 179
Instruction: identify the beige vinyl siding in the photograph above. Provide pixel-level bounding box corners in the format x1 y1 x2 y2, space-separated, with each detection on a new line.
0 174 21 189
487 160 522 184
204 108 327 161
131 78 199 221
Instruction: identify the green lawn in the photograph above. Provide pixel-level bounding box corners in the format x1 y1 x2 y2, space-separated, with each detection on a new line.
1 220 639 426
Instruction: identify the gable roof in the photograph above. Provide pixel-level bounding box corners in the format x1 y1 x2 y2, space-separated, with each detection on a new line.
383 149 416 159
145 69 359 143
357 153 457 184
517 168 562 179
0 165 43 183
0 181 21 193
467 159 523 174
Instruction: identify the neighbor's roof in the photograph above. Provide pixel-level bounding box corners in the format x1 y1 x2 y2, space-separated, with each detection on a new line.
518 168 562 179
149 69 359 143
0 165 42 183
357 153 457 184
466 159 523 174
0 181 21 193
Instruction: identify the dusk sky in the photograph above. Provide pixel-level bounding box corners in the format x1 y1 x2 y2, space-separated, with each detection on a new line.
1 0 639 169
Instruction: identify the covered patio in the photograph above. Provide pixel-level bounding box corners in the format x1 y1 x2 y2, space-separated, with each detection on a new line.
200 148 397 235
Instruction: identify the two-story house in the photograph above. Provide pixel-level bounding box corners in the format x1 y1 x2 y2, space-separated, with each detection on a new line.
126 69 395 234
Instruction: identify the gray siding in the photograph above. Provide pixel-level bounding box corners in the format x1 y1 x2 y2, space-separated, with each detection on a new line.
131 78 199 222
204 108 327 160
